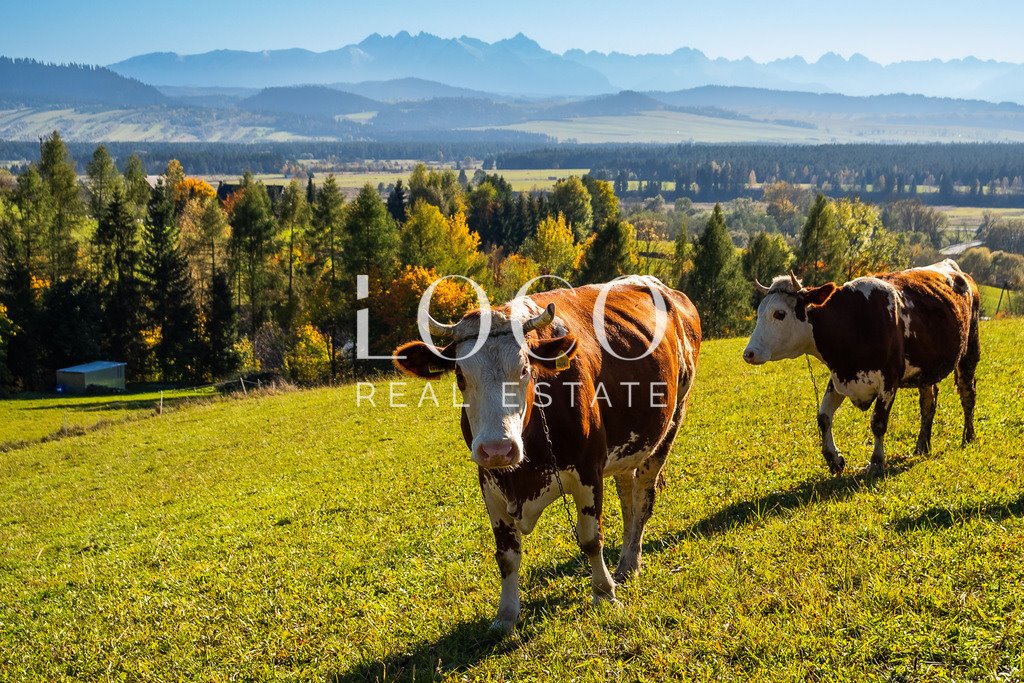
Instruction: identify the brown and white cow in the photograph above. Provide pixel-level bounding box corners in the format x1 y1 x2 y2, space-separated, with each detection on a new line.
394 276 701 632
743 259 980 475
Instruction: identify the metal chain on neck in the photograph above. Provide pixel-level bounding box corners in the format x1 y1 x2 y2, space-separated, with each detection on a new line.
805 353 821 412
535 399 580 545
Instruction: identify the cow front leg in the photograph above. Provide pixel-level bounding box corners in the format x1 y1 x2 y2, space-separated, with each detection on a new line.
867 390 896 475
481 478 521 634
818 379 846 475
574 477 616 605
915 384 938 455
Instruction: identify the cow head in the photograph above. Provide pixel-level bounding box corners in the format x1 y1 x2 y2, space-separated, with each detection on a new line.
743 272 836 365
394 301 578 470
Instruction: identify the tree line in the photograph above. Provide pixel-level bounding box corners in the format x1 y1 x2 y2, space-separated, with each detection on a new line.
0 132 966 392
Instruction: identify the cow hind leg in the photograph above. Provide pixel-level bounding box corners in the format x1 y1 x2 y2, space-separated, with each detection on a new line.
615 436 673 583
956 324 980 446
574 476 616 605
613 471 636 563
867 390 896 475
915 384 938 455
818 379 847 475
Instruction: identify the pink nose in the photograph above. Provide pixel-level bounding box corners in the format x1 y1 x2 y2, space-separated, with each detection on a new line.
481 441 513 459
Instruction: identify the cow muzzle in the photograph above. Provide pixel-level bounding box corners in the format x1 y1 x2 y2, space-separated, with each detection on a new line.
474 439 521 469
743 346 766 365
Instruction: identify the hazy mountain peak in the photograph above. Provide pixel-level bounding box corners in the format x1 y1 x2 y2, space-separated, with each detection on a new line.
104 33 1024 103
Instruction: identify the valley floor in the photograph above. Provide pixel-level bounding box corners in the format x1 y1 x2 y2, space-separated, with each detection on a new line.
1 320 1022 680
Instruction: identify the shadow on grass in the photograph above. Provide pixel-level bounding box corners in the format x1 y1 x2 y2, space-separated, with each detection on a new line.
329 591 575 682
644 458 917 553
893 492 1024 531
21 395 195 413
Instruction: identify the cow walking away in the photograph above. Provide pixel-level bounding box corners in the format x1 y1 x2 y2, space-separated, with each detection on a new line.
394 276 701 633
743 260 980 476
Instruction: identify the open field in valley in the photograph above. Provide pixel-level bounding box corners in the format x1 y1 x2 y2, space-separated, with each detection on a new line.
1 319 1022 680
488 110 1024 145
202 169 593 193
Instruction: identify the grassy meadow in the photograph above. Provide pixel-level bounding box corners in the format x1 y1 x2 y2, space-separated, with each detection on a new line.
1 320 1022 680
490 110 1024 145
207 169 593 193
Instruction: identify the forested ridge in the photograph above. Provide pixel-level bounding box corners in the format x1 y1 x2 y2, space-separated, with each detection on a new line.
1 132 1022 394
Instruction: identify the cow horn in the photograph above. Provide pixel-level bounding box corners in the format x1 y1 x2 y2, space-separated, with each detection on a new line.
427 314 457 339
523 303 556 333
789 271 802 291
754 278 771 294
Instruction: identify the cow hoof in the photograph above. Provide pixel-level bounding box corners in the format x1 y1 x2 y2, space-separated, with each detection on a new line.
592 590 618 607
826 454 845 476
613 565 638 584
488 618 516 636
862 462 886 478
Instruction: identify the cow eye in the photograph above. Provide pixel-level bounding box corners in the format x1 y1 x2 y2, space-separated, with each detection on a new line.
520 366 530 379
773 310 786 321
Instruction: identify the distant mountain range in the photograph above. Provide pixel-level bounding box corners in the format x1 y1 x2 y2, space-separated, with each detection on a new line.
107 32 1024 103
6 51 1024 144
110 33 610 96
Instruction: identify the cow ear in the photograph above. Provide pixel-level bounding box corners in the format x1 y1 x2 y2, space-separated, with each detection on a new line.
393 341 456 378
802 282 837 308
529 333 578 376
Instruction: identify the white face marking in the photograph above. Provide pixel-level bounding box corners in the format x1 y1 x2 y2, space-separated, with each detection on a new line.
744 291 816 364
456 326 532 468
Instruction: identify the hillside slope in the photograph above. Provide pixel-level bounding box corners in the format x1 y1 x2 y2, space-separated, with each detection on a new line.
0 57 166 107
1 320 1021 679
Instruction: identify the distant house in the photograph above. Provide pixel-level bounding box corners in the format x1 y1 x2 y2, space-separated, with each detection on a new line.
216 181 284 203
55 361 126 393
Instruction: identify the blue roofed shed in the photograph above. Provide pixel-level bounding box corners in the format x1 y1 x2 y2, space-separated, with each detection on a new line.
56 361 127 393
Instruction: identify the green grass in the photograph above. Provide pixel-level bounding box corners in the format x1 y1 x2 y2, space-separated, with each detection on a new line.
0 386 218 447
979 283 1022 317
1 320 1022 680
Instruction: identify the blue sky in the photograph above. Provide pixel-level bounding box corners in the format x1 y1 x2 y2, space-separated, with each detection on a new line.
3 0 1024 65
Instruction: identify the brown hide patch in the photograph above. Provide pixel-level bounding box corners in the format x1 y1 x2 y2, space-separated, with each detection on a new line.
393 341 456 378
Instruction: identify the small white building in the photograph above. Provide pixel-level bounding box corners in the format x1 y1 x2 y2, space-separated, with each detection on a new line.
56 361 127 393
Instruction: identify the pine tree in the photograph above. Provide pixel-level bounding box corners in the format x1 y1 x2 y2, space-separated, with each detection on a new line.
38 131 83 281
795 194 843 285
276 179 310 326
143 181 200 380
311 175 345 287
86 145 122 219
685 204 750 338
12 167 53 279
743 231 793 285
386 179 408 224
306 175 316 205
229 173 277 334
577 218 638 284
122 154 151 220
343 184 399 281
204 269 239 379
94 187 146 374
